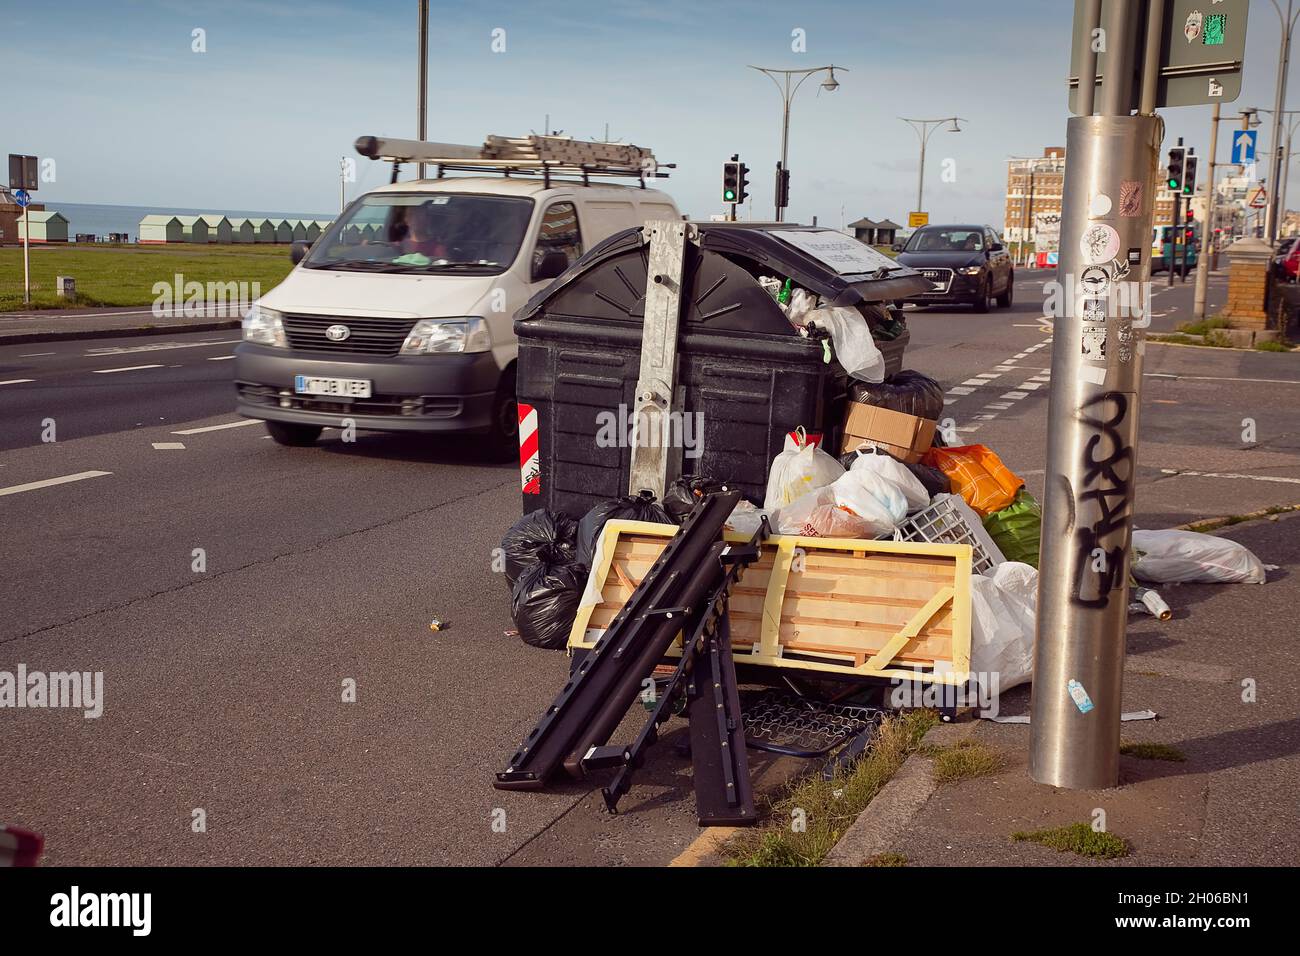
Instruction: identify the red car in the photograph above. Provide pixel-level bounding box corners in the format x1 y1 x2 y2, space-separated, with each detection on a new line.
1277 237 1300 282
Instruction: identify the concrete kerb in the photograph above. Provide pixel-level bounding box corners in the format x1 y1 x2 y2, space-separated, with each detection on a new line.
822 719 978 867
0 319 241 346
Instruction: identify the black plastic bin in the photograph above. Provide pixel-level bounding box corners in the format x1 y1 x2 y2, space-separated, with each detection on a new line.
514 222 930 518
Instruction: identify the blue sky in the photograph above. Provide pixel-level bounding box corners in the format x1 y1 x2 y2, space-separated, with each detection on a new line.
9 0 1298 225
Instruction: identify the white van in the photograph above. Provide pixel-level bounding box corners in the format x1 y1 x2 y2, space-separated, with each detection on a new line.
233 174 680 452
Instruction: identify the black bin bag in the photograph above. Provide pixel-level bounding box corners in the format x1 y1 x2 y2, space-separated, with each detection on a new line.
510 562 588 650
500 510 578 588
849 369 945 421
662 475 729 524
576 491 673 568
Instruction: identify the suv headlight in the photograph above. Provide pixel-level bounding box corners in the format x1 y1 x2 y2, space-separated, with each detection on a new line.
400 317 492 354
957 266 984 275
243 304 286 347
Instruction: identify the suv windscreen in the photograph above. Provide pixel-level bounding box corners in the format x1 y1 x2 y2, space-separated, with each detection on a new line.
904 228 985 253
303 193 534 274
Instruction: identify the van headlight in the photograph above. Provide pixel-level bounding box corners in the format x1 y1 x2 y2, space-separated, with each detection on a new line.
401 317 492 354
243 304 287 347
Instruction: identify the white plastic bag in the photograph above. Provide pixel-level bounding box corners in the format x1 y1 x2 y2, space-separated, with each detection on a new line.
725 499 768 537
808 306 885 383
1131 529 1268 585
786 288 817 328
830 467 907 531
969 562 1038 692
772 473 897 539
762 428 844 511
846 449 930 513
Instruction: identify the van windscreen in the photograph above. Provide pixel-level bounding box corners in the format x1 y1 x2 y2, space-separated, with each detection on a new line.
304 192 534 274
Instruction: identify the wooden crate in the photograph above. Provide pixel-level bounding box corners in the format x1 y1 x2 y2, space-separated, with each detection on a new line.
570 520 972 685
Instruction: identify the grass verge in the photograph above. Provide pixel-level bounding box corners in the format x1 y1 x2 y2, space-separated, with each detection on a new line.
1012 822 1130 859
927 738 1005 783
723 709 939 867
1180 503 1300 533
0 244 293 311
863 852 908 867
1120 741 1186 762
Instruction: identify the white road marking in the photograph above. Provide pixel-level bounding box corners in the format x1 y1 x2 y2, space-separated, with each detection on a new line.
1002 391 1029 400
947 386 974 395
961 379 990 387
0 379 34 386
152 442 186 450
87 339 240 357
1017 382 1044 390
91 364 164 374
0 470 112 498
1146 373 1300 386
1159 468 1300 486
171 419 260 435
986 402 1013 410
206 355 235 361
19 352 55 357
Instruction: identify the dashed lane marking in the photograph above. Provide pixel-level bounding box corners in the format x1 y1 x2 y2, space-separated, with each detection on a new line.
0 379 34 386
206 355 235 361
0 470 112 498
171 419 260 435
152 442 186 450
91 364 164 374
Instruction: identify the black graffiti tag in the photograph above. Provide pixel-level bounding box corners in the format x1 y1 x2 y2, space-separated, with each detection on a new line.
1072 391 1133 608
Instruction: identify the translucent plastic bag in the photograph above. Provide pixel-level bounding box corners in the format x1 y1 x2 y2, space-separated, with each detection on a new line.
845 447 930 513
763 427 845 511
807 306 886 383
772 472 897 539
921 444 1024 517
1131 529 1269 584
969 562 1038 692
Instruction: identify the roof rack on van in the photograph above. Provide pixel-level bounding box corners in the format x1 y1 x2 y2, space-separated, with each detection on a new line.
354 134 673 189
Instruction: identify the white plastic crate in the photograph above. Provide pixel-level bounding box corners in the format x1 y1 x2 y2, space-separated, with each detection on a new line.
894 493 1004 575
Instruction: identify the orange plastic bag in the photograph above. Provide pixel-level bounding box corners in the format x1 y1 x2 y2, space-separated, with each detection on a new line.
921 444 1024 516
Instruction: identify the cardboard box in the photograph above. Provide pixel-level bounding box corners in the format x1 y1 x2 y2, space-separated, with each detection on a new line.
841 402 937 463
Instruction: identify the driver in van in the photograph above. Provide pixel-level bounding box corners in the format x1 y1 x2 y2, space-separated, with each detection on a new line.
401 204 449 260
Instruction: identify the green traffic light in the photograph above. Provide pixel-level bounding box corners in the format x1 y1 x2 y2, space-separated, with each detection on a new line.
724 189 736 201
1168 179 1178 188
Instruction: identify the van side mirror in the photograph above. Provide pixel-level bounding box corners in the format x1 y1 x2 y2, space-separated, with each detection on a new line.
532 248 569 282
290 240 311 265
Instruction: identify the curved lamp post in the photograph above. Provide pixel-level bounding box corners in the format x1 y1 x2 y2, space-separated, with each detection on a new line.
899 116 966 221
749 65 848 221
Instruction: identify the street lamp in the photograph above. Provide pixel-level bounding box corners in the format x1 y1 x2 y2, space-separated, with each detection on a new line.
1264 0 1300 242
1254 107 1300 235
749 64 849 221
899 116 966 221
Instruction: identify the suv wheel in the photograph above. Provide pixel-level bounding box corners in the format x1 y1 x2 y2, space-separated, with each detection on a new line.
996 273 1014 308
265 421 323 446
972 277 990 313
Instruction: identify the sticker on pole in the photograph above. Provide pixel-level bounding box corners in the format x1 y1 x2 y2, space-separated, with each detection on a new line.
1081 325 1107 361
1080 265 1111 297
1080 223 1120 265
1184 10 1203 43
1068 679 1095 714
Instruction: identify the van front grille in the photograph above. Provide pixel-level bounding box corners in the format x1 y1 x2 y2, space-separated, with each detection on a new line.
282 314 418 356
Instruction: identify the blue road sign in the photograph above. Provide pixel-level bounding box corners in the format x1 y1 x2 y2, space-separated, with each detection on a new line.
1232 129 1257 165
14 188 30 207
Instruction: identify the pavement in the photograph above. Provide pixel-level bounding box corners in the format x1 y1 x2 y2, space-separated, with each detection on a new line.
1 267 1297 866
0 304 241 345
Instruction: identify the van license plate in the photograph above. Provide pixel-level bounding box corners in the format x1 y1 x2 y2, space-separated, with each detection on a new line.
294 375 371 398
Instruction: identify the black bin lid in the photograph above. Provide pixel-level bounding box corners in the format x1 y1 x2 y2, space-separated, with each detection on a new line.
519 222 931 330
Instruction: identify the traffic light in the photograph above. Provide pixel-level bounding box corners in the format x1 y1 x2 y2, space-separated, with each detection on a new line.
1182 154 1198 196
736 161 750 205
775 162 790 210
722 160 741 203
1167 146 1186 191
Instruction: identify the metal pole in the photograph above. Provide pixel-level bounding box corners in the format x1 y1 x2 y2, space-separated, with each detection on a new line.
1168 191 1178 287
778 83 791 222
417 0 429 180
1139 0 1166 115
1076 0 1102 116
1031 0 1159 791
22 203 30 306
916 130 927 219
1266 1 1294 243
1194 104 1221 320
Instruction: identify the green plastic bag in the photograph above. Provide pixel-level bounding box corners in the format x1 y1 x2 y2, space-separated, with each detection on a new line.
983 489 1042 568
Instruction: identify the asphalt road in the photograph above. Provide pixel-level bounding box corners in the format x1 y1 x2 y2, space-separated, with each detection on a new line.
1 268 1296 866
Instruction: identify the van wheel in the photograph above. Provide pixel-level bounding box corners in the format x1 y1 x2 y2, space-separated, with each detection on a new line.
487 365 518 460
265 421 322 446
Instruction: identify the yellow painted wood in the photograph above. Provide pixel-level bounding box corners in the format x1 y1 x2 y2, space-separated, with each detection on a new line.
864 587 954 671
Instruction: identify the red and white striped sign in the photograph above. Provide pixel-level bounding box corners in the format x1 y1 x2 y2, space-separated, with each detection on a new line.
518 403 540 494
0 825 43 867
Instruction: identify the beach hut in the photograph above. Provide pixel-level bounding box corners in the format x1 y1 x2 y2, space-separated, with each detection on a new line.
272 219 293 243
314 219 333 236
230 218 257 243
252 218 276 243
139 214 183 244
286 219 307 242
200 214 233 243
175 216 209 243
303 220 322 242
17 210 70 243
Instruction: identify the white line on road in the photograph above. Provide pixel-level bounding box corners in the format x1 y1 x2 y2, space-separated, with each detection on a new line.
0 470 112 498
19 352 55 357
152 442 186 450
1145 373 1300 386
0 379 34 386
90 364 164 374
171 419 260 435
206 355 235 361
86 339 241 357
1159 468 1300 485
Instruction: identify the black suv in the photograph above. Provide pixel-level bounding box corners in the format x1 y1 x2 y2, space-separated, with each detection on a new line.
894 224 1014 312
